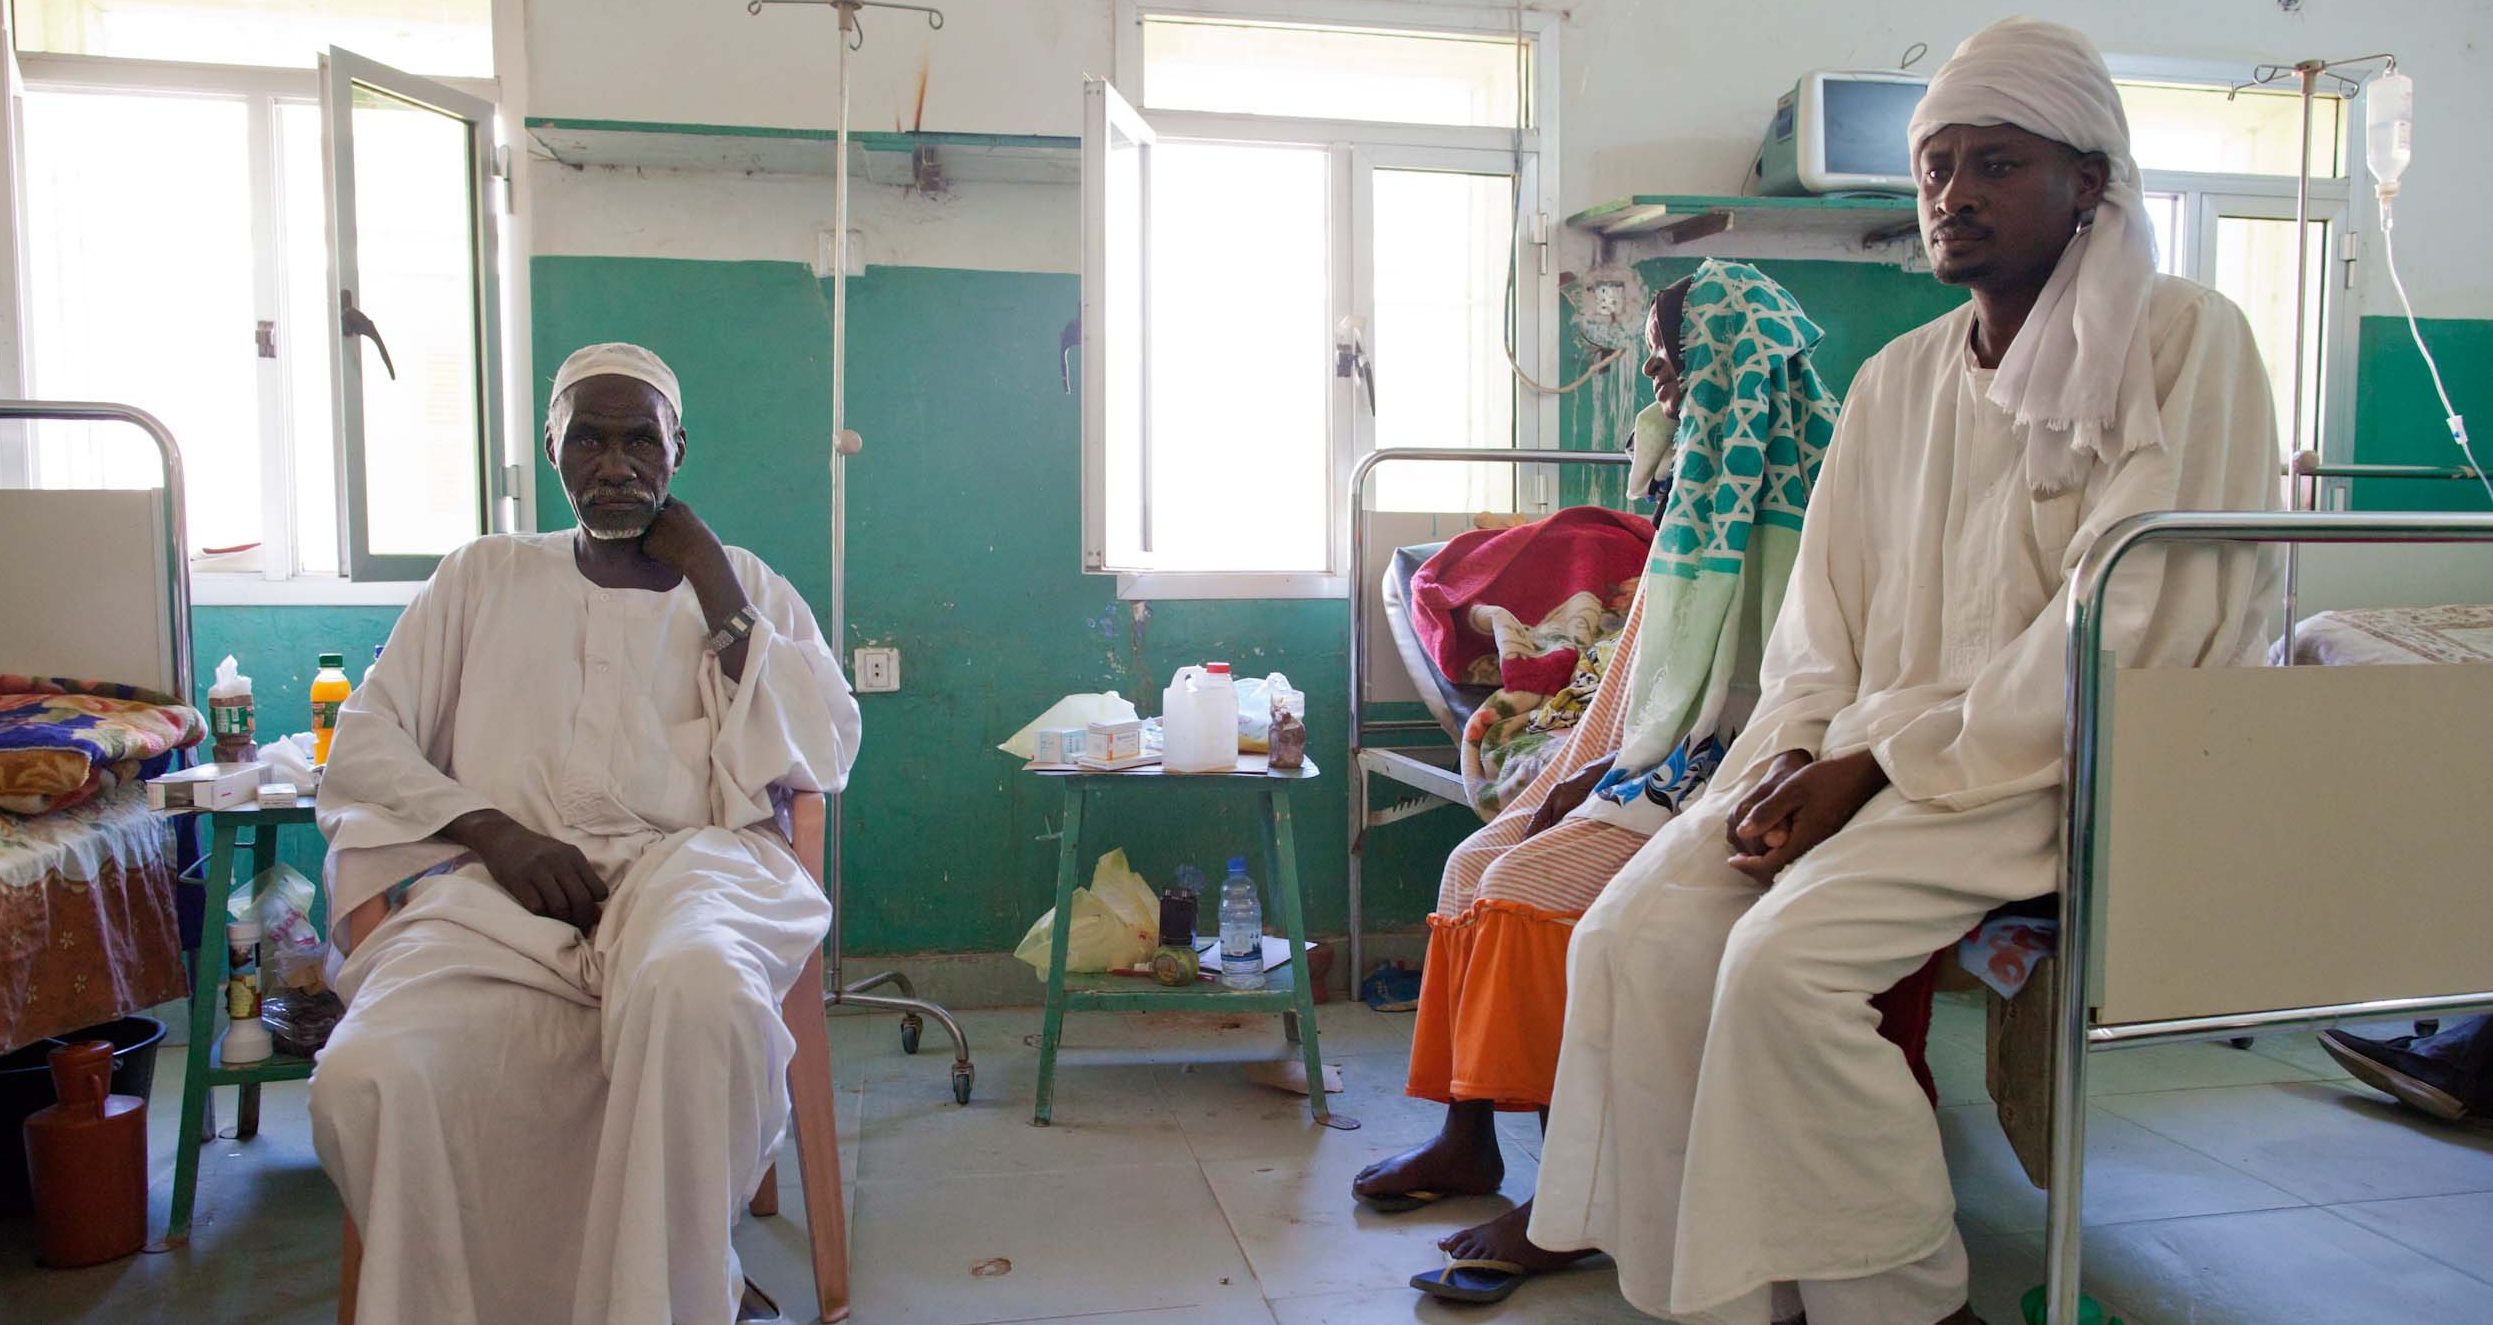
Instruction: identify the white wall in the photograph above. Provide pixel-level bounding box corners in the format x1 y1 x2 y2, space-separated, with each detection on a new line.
520 0 2493 318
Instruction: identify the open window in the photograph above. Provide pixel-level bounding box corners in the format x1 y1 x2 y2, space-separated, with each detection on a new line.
1080 76 1155 576
321 47 504 582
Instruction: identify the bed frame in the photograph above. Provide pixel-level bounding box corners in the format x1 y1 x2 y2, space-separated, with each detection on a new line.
1343 446 1633 985
0 400 192 698
2043 507 2493 1324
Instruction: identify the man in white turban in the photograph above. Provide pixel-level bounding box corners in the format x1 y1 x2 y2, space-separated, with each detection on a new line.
312 343 861 1325
1427 19 2280 1324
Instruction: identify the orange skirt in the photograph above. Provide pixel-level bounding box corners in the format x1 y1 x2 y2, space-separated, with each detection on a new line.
1406 898 1582 1111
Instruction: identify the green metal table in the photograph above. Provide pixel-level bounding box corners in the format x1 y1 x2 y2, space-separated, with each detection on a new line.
166 795 328 1247
1029 756 1352 1130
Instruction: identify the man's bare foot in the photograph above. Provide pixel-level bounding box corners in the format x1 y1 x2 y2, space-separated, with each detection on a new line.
1352 1101 1504 1204
1436 1200 1593 1272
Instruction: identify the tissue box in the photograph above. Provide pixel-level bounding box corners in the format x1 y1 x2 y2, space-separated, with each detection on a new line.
147 761 267 811
1033 726 1090 765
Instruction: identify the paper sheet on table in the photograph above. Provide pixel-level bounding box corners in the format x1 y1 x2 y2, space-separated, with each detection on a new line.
998 692 1139 759
1193 935 1316 974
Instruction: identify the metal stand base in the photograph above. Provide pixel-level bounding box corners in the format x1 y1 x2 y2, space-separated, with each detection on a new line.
829 972 974 1105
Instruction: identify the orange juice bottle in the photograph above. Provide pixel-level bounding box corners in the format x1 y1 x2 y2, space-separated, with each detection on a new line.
310 652 352 764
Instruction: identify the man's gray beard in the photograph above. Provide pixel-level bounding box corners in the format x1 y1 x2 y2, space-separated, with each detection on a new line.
569 491 656 540
582 520 648 541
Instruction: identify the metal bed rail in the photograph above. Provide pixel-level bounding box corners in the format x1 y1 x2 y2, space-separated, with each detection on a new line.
1344 446 1634 986
0 400 192 699
2048 509 2493 1324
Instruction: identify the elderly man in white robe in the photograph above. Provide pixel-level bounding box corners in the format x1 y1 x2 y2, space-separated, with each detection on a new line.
1429 20 2282 1325
311 342 860 1325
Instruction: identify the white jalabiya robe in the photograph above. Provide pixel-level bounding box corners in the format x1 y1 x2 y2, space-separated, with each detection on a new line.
311 532 860 1325
1528 276 2279 1325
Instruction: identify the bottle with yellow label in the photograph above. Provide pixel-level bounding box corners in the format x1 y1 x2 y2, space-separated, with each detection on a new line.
310 652 352 765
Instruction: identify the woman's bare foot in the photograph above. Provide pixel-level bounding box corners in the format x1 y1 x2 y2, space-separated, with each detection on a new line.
1436 1200 1593 1272
1352 1100 1505 1204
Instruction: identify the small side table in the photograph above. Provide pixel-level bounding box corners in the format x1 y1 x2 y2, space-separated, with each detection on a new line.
165 796 327 1247
1027 756 1354 1130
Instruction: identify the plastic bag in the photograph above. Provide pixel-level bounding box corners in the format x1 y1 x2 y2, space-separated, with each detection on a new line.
999 692 1140 760
231 863 345 1057
1232 672 1296 754
1013 849 1160 978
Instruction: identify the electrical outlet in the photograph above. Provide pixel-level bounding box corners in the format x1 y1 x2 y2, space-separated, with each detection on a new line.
853 646 900 693
1591 280 1626 320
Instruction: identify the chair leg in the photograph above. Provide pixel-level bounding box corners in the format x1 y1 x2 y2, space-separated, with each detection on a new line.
339 1214 362 1325
785 946 850 1322
750 1162 781 1217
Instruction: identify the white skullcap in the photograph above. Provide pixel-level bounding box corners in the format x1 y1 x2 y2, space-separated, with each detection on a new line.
549 342 684 424
1909 17 2162 494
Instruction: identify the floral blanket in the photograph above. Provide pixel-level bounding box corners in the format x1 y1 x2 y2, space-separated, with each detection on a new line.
0 676 205 815
1457 597 1631 818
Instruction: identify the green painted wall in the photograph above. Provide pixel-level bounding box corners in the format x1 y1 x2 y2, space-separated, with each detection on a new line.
2350 314 2493 512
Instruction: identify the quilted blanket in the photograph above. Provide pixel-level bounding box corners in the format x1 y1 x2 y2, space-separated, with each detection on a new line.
0 676 205 815
1457 601 1631 819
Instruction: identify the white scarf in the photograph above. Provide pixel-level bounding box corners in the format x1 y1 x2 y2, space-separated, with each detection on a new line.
1909 17 2162 495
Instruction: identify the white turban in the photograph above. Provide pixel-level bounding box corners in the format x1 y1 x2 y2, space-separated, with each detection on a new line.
549 342 684 424
1909 17 2160 494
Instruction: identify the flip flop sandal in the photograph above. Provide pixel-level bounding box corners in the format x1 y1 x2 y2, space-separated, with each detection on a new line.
1410 1254 1528 1304
1356 1188 1443 1214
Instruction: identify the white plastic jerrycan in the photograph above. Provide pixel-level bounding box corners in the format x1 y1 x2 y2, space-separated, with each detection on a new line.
1161 662 1240 773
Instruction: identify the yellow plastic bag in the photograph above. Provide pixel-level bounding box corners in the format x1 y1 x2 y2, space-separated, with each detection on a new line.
1013 849 1160 978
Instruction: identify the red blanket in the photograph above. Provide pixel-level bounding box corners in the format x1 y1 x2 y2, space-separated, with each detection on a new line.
1409 507 1653 694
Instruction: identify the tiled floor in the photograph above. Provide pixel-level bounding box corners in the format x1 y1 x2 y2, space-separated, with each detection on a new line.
6 993 2492 1324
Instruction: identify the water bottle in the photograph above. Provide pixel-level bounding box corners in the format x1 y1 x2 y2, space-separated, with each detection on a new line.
1218 857 1264 990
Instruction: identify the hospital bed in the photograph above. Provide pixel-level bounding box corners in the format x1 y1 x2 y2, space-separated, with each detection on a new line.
0 401 195 1056
2038 503 2493 1324
1343 446 1634 985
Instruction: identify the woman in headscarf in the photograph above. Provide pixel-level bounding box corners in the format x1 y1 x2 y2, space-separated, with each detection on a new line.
1351 260 1842 1220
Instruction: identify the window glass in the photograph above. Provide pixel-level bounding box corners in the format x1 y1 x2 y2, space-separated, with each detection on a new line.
1142 16 1522 129
1145 140 1330 572
20 88 260 559
2120 81 2343 178
2213 215 2327 452
279 100 340 575
13 0 493 78
1371 167 1514 512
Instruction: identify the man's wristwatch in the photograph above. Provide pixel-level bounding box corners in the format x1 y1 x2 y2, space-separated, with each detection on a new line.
704 604 759 654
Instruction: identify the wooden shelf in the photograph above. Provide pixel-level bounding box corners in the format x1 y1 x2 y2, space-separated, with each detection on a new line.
524 116 1079 187
1567 194 1920 250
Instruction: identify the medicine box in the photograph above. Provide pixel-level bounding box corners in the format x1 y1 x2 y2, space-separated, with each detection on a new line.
1081 719 1146 766
1032 726 1090 766
147 761 267 811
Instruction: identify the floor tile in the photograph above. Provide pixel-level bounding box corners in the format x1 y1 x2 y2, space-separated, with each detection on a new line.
2079 1041 2323 1096
1930 990 1990 1051
847 1162 1264 1325
2328 1190 2493 1287
2084 1206 2493 1324
1927 1035 1993 1108
1201 1143 1538 1299
2099 1080 2493 1204
855 1055 1192 1182
1941 1104 2303 1236
2242 1031 2356 1082
1169 1052 1441 1165
1267 1264 1641 1325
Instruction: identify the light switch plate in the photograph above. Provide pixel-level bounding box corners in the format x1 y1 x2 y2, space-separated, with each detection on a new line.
854 646 900 693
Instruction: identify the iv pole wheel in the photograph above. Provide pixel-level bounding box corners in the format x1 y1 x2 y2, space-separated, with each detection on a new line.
900 1012 924 1055
951 1061 974 1105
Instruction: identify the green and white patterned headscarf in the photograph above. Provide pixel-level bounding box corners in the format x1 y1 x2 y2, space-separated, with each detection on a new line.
1611 259 1840 774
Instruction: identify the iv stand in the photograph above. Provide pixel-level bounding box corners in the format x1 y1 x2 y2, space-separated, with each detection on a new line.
2230 53 2393 666
750 0 974 1106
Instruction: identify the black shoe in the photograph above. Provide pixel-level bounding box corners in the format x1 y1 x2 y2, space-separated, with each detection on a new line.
2318 1029 2475 1121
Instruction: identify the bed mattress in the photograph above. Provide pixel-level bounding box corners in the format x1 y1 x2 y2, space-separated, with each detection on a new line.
0 781 187 1053
2289 604 2493 667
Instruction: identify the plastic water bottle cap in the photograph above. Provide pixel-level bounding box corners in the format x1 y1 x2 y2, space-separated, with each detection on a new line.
1227 856 1248 874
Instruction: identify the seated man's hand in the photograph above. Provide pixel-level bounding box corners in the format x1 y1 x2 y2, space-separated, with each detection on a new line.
639 496 729 582
1724 749 1888 884
445 810 609 930
1526 755 1615 837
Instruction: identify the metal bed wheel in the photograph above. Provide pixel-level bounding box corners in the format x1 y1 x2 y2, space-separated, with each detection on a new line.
951 1061 974 1105
900 1012 924 1055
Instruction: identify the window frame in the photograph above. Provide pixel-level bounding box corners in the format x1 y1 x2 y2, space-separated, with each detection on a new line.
2110 56 2367 489
5 49 506 605
1099 0 1561 601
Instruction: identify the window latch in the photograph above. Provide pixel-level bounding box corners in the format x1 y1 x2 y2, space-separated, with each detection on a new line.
255 321 277 360
1334 315 1375 415
340 290 398 381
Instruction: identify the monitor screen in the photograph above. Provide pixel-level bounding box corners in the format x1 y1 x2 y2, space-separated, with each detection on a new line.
1822 77 1925 180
